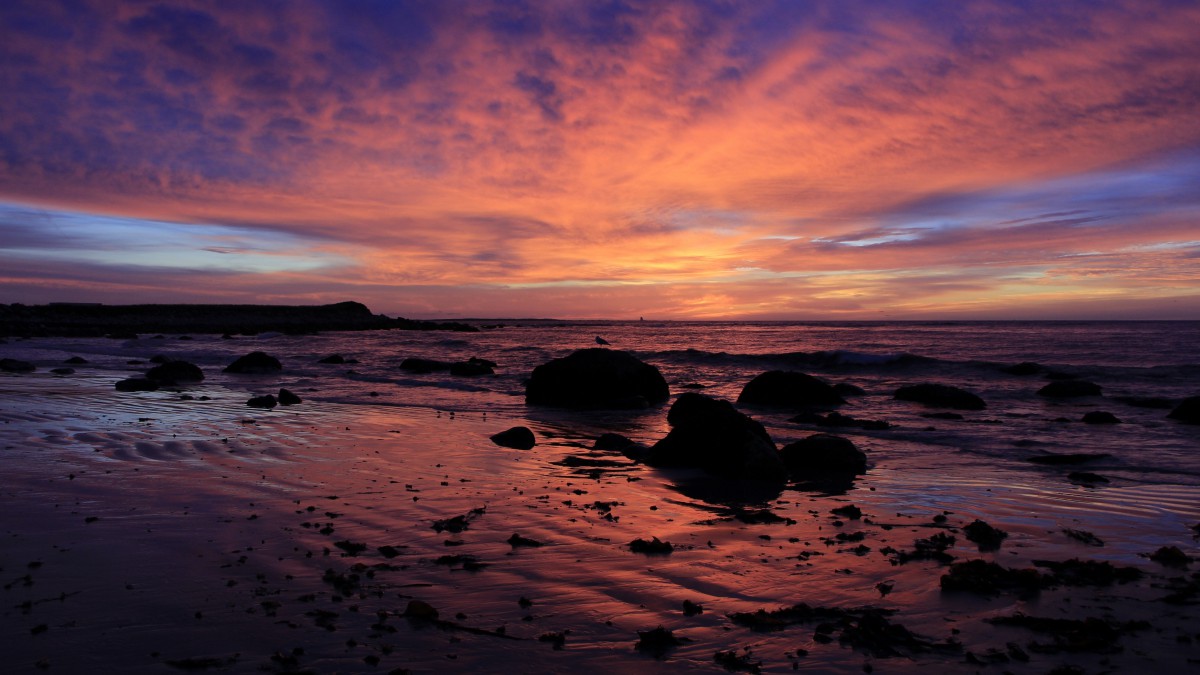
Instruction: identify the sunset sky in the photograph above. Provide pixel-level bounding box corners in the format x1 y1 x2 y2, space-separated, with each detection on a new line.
1 1 1198 319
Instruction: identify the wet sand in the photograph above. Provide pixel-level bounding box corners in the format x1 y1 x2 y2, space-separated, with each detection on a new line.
2 374 1198 673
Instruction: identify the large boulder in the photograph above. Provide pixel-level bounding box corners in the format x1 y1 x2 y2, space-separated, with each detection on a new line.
224 351 282 374
1 358 35 373
525 348 668 409
894 383 985 410
490 426 536 450
1038 380 1102 398
145 360 204 383
644 393 784 479
737 370 844 407
1168 396 1200 424
780 434 867 476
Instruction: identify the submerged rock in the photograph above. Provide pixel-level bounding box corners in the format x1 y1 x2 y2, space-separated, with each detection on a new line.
1081 411 1120 424
490 426 536 450
224 351 282 374
1037 380 1102 398
894 383 986 410
449 357 495 376
145 360 204 383
644 393 783 479
779 433 867 476
526 348 668 409
1167 396 1200 424
737 370 844 407
1001 362 1042 376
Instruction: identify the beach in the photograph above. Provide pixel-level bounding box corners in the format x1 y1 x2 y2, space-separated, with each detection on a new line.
2 321 1199 673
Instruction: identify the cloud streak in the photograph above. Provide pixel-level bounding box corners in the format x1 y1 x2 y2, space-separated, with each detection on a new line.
1 0 1198 318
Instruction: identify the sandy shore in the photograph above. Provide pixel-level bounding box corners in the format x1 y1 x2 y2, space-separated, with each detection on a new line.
2 372 1198 673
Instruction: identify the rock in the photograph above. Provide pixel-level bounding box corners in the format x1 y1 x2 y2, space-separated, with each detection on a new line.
247 394 277 409
318 354 346 364
1038 380 1102 398
449 358 495 376
115 377 159 392
403 600 439 619
894 383 985 410
149 354 172 364
1068 471 1110 485
736 370 844 407
145 360 204 383
779 434 867 475
278 388 302 405
629 537 674 554
507 533 544 547
0 358 35 373
1149 545 1190 567
833 382 865 397
65 356 88 364
963 519 1008 551
224 351 282 374
525 348 668 409
50 367 75 375
490 426 536 450
1001 362 1042 375
644 393 784 479
1167 396 1200 424
1082 411 1120 424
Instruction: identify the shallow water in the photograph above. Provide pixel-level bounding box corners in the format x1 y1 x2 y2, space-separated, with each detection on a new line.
2 321 1199 672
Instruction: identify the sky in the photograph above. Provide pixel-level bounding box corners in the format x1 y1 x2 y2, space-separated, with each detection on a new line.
1 0 1198 320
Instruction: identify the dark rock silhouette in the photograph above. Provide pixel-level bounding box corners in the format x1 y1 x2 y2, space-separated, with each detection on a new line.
1038 380 1102 398
145 360 204 383
51 367 75 375
115 377 159 392
644 393 784 479
1167 396 1200 424
894 383 985 410
224 351 282 374
318 354 346 364
780 433 867 476
247 394 277 409
450 357 495 376
65 356 88 364
0 358 35 373
594 433 636 452
595 335 610 345
1082 411 1120 424
491 426 536 449
737 370 844 407
525 348 668 409
1001 362 1042 376
278 388 302 405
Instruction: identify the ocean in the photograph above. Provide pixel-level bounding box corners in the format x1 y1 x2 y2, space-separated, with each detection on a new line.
3 320 1198 672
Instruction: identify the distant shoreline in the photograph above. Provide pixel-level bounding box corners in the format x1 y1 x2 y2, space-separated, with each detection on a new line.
0 300 478 337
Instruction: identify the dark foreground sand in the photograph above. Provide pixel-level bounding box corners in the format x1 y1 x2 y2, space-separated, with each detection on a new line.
2 374 1198 674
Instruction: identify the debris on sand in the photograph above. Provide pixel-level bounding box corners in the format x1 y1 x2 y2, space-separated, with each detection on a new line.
507 533 544 547
714 648 762 673
1063 528 1104 546
635 626 687 657
940 560 1048 596
432 507 486 533
985 613 1149 654
728 604 960 658
629 537 674 554
963 519 1008 551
